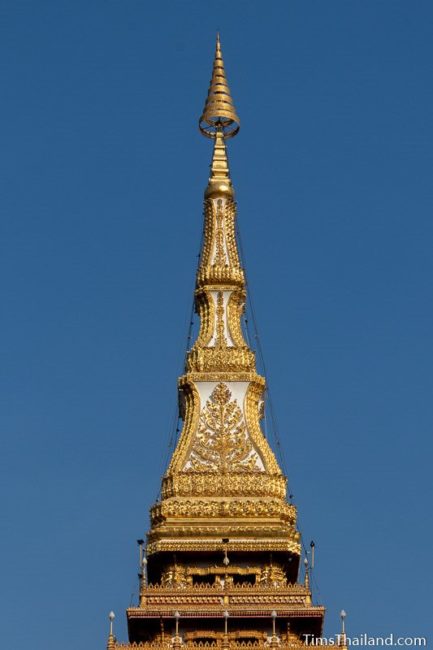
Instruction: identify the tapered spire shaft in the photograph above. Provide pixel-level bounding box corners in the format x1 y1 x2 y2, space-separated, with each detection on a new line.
205 130 233 198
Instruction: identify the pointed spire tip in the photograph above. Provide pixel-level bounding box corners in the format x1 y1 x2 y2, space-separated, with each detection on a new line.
199 34 240 139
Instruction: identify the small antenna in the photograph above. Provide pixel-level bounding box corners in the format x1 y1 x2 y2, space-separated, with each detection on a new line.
303 557 309 584
340 610 347 634
310 540 315 569
137 539 147 594
137 539 144 575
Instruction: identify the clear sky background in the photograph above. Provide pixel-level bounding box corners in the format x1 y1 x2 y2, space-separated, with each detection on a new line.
1 1 432 647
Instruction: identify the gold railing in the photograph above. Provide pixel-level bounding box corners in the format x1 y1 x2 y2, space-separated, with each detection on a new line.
142 583 308 593
134 582 312 612
114 640 307 650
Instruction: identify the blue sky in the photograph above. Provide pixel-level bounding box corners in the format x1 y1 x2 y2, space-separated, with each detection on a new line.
1 1 432 647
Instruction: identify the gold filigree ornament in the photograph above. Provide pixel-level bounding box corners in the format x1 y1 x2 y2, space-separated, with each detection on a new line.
188 383 261 473
215 291 227 347
197 199 245 288
213 202 227 266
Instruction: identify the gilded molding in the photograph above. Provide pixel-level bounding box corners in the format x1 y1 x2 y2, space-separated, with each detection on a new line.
214 292 227 348
197 199 245 289
187 346 256 373
150 498 296 525
195 289 216 348
167 382 201 475
227 289 247 348
161 472 288 499
113 638 318 650
181 372 265 384
244 382 281 475
147 538 301 556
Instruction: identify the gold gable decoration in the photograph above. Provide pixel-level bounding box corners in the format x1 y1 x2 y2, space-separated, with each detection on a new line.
186 383 262 473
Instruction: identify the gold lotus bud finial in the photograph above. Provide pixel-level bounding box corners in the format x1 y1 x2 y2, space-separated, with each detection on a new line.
199 33 240 139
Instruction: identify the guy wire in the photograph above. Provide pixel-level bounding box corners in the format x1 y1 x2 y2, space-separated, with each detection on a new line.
156 227 203 500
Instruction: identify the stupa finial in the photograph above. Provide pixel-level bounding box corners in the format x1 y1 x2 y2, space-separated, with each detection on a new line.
199 34 240 138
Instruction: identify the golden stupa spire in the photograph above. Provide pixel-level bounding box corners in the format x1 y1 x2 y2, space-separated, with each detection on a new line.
122 35 326 650
148 34 296 560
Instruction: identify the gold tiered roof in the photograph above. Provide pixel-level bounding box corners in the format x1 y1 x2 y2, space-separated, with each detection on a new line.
108 34 328 650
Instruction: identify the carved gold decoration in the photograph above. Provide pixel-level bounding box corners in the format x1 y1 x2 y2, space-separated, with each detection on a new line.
137 577 315 611
147 537 301 556
185 565 261 579
161 565 189 588
168 372 281 480
141 581 310 594
112 639 317 650
148 520 299 536
223 199 242 271
215 292 227 347
186 346 256 373
227 289 247 348
166 381 201 476
259 565 287 587
197 199 244 288
244 381 281 475
193 288 248 356
182 372 265 383
161 471 287 499
150 498 296 525
186 383 260 473
195 289 216 349
213 204 228 267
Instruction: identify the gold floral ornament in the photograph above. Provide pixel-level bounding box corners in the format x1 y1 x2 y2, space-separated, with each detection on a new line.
213 203 228 267
215 291 227 348
188 383 262 472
